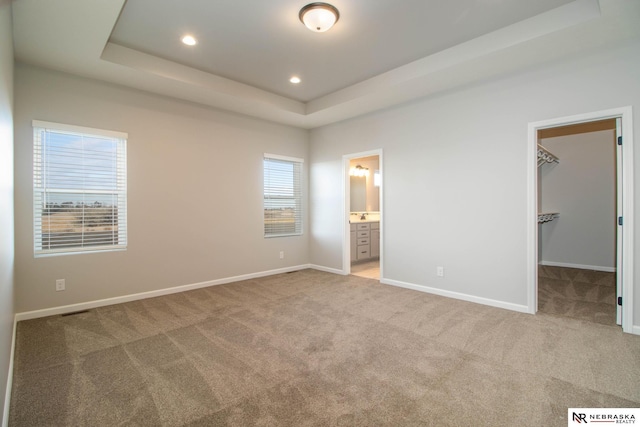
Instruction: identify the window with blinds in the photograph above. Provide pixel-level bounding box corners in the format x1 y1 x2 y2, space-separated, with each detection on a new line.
264 154 303 237
33 120 128 256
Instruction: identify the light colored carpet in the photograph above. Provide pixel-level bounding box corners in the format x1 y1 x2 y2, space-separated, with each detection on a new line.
538 265 617 325
9 269 640 426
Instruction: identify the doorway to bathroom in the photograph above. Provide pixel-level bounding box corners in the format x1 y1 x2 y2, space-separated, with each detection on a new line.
343 149 383 280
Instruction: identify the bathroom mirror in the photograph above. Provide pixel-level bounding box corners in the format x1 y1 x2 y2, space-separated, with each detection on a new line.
350 176 366 211
349 155 380 212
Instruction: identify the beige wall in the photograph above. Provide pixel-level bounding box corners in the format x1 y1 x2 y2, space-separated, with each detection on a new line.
14 64 309 313
0 0 15 421
309 38 640 326
540 130 616 270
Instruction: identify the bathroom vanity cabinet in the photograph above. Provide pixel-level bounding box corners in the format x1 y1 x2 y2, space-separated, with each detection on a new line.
350 221 379 262
371 224 380 258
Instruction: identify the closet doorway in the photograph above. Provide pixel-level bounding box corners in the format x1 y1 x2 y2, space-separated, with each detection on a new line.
528 107 634 333
343 150 383 280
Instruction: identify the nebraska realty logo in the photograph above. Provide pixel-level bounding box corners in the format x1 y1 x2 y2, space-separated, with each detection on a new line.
569 408 639 425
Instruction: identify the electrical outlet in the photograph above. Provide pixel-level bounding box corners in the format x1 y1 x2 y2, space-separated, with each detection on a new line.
279 251 284 259
436 267 444 277
56 279 66 291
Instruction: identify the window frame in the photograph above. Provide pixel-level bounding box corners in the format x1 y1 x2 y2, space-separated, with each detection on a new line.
263 153 304 238
32 120 128 257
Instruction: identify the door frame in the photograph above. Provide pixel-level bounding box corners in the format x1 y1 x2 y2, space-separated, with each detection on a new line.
526 106 634 333
342 149 383 277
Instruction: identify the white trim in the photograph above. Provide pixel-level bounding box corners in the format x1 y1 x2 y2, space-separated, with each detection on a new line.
15 265 311 321
539 261 616 273
263 153 304 163
309 264 347 275
632 325 640 336
34 247 128 258
527 106 634 333
381 278 530 314
263 233 302 239
342 149 384 277
14 264 351 322
32 120 128 139
620 108 635 334
2 318 17 427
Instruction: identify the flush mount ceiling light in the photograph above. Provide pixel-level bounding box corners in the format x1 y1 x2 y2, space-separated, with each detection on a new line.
299 2 340 33
181 35 197 46
289 76 301 84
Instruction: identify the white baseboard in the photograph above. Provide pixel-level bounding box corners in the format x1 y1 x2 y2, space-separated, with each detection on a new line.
381 278 530 314
2 318 16 427
631 325 640 336
309 264 347 275
540 261 616 273
15 264 312 322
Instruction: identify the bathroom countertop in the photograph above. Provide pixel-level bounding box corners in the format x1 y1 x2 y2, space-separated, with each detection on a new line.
349 218 380 224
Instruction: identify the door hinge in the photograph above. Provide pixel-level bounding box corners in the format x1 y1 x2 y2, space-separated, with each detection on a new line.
618 296 622 306
618 217 623 226
618 136 622 146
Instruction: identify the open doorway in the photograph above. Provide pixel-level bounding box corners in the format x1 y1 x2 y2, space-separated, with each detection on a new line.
343 150 383 280
527 107 634 333
537 119 617 325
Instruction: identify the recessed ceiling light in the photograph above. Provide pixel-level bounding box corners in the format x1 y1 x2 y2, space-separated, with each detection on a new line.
290 76 301 84
181 35 197 46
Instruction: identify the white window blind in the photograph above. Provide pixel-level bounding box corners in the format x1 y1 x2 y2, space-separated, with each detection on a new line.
264 154 303 237
33 120 128 255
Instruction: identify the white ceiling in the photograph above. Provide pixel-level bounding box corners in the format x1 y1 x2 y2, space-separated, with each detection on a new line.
110 0 574 102
10 0 640 128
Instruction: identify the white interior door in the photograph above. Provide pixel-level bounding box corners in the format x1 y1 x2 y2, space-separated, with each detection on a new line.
616 118 623 325
529 107 633 332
